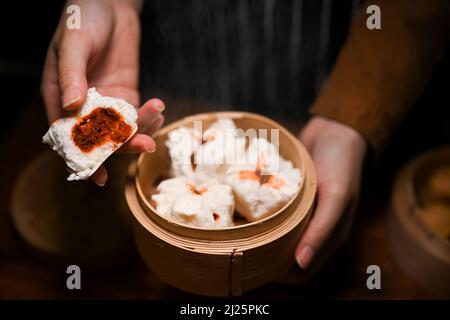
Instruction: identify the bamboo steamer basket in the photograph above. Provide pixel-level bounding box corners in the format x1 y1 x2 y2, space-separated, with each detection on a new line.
388 146 450 297
125 111 317 296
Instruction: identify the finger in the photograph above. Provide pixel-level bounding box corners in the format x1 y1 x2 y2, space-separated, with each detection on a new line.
295 185 349 270
137 98 165 132
57 31 91 110
119 133 156 153
144 114 164 137
95 86 140 108
90 165 108 186
42 44 63 123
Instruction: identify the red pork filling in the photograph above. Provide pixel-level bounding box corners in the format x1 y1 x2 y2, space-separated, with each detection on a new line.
71 107 132 152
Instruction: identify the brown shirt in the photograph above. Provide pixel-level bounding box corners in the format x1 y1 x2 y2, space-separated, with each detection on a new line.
310 0 450 156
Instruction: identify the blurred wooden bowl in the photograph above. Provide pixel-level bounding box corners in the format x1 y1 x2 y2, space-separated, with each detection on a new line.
388 146 450 297
10 151 136 271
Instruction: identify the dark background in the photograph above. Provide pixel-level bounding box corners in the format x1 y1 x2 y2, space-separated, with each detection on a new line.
0 1 63 137
1 1 448 153
0 1 449 299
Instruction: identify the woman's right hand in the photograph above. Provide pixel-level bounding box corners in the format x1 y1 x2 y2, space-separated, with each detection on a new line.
41 0 165 186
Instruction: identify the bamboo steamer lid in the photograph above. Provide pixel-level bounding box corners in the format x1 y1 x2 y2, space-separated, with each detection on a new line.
388 146 450 297
125 112 317 296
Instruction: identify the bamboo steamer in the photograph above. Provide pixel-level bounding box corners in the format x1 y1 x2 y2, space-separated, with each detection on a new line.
388 146 450 297
125 111 317 296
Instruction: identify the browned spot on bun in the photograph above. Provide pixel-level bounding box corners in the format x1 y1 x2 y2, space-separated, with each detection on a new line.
239 170 260 181
256 169 271 185
190 152 197 171
239 168 285 190
265 175 285 189
149 199 158 208
189 184 208 195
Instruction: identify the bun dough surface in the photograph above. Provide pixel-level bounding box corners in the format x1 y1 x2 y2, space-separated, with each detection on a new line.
43 88 138 180
152 176 235 228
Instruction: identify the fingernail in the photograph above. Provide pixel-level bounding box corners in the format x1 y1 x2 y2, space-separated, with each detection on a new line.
296 245 315 270
153 101 165 112
91 179 105 187
145 145 156 153
93 178 106 187
63 97 80 109
96 176 108 187
63 86 81 109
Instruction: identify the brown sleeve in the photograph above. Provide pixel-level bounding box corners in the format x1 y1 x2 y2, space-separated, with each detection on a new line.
310 0 450 156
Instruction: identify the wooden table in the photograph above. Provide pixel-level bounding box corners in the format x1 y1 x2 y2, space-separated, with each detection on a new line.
0 95 435 299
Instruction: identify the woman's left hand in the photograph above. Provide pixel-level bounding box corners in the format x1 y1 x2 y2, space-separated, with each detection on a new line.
295 116 367 270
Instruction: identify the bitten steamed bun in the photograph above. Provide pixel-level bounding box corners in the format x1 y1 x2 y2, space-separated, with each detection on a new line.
151 176 235 228
225 138 303 221
42 88 138 181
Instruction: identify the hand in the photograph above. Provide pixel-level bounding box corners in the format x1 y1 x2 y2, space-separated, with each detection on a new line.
295 116 367 271
41 0 164 186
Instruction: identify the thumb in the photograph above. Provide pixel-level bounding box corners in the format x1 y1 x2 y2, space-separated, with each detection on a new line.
57 31 91 110
295 185 349 270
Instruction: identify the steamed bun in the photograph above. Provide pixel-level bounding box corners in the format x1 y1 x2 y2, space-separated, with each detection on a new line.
151 176 235 228
225 138 302 221
42 88 138 181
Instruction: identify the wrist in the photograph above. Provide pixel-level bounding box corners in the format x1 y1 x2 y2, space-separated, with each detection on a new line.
326 117 366 149
302 116 368 158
